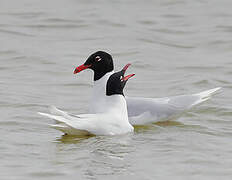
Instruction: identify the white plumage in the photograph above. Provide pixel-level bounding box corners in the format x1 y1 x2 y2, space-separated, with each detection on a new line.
87 71 221 125
39 95 134 135
39 65 135 136
73 51 221 126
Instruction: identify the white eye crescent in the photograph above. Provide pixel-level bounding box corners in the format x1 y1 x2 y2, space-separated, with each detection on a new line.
95 56 101 62
120 76 123 81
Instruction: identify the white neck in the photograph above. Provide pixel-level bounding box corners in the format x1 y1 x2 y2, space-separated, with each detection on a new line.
89 71 114 113
93 71 114 94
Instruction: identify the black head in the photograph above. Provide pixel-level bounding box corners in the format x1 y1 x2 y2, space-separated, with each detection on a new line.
74 51 114 81
106 64 135 96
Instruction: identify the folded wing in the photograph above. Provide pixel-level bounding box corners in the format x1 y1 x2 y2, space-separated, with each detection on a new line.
126 87 221 125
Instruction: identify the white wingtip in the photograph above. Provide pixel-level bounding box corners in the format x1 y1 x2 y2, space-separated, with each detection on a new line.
191 87 222 107
38 112 55 119
38 112 47 116
48 105 64 115
196 87 222 98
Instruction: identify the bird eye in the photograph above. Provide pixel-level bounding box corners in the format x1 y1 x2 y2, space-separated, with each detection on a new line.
95 56 101 62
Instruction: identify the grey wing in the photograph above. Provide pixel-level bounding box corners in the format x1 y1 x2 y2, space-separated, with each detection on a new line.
126 87 221 125
126 96 181 123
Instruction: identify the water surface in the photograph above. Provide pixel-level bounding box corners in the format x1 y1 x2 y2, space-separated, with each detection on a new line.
1 0 232 179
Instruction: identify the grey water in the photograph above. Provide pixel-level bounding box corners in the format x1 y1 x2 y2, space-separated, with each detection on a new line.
1 0 232 179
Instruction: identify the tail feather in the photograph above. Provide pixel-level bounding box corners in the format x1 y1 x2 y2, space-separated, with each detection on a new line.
49 123 90 135
48 106 81 118
38 112 69 124
49 123 69 130
39 113 88 135
50 124 68 128
48 106 73 119
38 112 83 130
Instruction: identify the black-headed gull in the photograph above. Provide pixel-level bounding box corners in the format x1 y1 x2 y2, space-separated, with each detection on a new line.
74 51 221 125
38 64 135 135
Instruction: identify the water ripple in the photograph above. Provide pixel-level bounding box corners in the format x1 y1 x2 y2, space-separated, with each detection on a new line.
23 24 89 29
138 38 196 49
0 29 34 37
